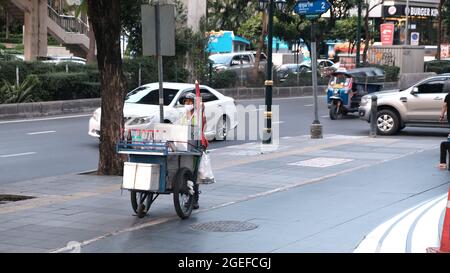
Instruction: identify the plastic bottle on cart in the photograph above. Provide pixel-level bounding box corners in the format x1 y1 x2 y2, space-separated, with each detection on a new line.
126 129 132 147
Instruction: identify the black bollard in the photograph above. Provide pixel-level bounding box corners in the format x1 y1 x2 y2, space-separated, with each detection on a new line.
370 95 378 137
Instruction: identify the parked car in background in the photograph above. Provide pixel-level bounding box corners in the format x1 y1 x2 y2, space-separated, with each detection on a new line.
208 51 267 72
276 59 339 82
41 56 86 65
359 74 450 135
89 82 238 141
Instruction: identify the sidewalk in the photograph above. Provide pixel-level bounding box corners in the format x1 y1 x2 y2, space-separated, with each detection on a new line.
0 134 447 252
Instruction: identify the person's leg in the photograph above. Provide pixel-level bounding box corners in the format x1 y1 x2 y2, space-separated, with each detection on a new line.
441 142 447 164
193 183 199 209
440 142 448 169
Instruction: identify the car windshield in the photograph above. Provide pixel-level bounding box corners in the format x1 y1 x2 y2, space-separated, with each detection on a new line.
209 54 232 65
125 87 179 106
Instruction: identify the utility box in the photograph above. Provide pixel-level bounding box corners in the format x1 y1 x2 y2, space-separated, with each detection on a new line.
367 45 425 74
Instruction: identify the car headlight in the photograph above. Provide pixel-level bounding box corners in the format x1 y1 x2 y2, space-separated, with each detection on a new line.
360 97 370 106
93 110 100 122
128 116 155 126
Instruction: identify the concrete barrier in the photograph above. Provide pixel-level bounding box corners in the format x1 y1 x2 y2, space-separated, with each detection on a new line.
0 98 101 120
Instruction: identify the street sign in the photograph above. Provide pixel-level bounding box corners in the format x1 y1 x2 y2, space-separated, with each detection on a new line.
142 4 175 56
411 32 420 46
294 0 331 15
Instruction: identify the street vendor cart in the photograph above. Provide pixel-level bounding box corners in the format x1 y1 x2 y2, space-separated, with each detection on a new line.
117 125 202 219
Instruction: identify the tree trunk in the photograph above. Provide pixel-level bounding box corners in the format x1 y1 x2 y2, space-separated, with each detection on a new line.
253 11 267 82
87 0 127 176
86 20 96 64
363 6 370 64
437 0 444 61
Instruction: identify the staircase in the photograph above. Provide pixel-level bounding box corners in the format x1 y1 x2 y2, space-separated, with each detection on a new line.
5 0 90 58
47 5 90 57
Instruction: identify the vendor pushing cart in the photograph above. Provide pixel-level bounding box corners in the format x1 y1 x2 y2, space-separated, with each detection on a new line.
117 81 213 219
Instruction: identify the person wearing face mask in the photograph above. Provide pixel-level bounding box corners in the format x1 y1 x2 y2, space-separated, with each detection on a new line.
177 92 208 209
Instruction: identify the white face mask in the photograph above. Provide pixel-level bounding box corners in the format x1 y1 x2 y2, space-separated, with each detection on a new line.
184 104 194 111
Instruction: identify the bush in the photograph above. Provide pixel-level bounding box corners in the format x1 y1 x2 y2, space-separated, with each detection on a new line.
209 70 239 89
37 72 100 100
361 63 400 82
0 74 40 104
424 60 450 74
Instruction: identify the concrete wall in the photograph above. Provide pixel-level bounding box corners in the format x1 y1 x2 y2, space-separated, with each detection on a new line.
272 53 303 67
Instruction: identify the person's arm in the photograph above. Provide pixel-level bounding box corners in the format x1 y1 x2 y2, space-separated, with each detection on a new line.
440 102 447 121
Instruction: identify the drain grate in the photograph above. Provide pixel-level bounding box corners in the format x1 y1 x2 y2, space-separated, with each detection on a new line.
190 221 258 232
0 194 35 204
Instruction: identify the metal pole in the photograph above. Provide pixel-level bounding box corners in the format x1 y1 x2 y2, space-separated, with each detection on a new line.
16 66 19 87
263 0 274 145
155 3 164 123
370 95 378 137
356 0 362 67
404 0 410 45
138 62 142 86
310 20 322 139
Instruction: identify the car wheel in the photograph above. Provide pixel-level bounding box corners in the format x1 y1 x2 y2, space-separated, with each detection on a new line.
215 115 228 141
376 109 399 136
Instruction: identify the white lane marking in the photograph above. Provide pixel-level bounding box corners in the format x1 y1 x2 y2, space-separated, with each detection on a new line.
410 196 447 253
207 149 218 152
273 121 284 124
304 104 314 107
288 157 353 168
0 114 91 124
0 152 36 158
282 136 293 139
354 194 447 253
321 115 329 118
27 131 56 135
380 197 439 253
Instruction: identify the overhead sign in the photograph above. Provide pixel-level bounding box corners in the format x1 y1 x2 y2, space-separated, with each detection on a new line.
383 5 438 18
294 0 331 15
380 23 395 46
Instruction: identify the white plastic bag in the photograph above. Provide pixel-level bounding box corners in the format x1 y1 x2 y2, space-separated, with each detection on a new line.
198 151 215 184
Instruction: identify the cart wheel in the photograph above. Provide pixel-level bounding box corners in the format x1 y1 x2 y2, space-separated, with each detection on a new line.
131 191 153 218
173 167 194 219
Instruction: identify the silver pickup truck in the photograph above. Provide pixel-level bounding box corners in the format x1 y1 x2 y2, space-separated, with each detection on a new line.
358 74 450 135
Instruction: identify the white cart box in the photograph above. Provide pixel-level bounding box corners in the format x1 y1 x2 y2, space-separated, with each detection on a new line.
123 162 160 191
153 123 196 151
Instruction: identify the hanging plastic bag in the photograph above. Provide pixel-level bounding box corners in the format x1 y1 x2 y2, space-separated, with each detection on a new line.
198 151 215 184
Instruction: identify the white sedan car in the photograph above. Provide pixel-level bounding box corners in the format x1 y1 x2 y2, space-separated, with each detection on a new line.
88 82 238 141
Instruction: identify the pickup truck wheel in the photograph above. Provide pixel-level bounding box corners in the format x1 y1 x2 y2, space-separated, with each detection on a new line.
376 109 399 135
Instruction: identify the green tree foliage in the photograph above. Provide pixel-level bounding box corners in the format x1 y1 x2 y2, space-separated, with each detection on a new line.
207 0 258 31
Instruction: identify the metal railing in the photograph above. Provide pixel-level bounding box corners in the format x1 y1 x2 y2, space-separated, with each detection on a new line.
47 5 89 36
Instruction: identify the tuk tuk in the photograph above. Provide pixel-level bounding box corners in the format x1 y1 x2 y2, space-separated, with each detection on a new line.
327 67 385 120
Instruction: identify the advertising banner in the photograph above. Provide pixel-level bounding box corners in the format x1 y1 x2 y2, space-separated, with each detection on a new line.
380 23 395 46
